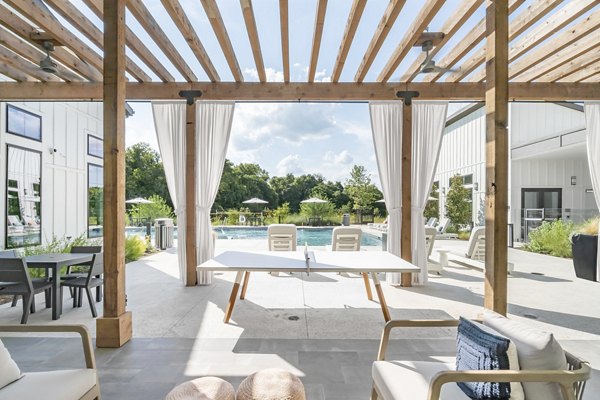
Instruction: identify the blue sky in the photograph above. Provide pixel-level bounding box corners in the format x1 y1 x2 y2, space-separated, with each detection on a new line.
42 1 584 184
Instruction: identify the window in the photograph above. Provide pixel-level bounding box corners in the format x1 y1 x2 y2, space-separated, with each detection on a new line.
88 164 103 238
6 146 42 248
448 174 473 187
6 105 42 141
87 134 103 158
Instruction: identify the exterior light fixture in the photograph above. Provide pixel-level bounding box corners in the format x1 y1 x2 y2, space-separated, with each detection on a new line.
585 188 594 193
473 182 479 191
571 176 577 186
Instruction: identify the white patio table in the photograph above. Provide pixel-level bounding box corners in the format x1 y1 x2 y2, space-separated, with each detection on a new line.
197 250 420 323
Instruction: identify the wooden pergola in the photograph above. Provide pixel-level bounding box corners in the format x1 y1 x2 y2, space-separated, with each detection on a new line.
0 0 599 347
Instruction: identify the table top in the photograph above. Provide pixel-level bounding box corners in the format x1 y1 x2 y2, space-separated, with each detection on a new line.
197 250 420 273
25 253 93 266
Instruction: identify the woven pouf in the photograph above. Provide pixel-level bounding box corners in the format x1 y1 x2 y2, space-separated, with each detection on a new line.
236 368 305 400
166 377 235 400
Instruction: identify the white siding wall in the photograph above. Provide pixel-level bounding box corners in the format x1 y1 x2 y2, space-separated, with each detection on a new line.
0 101 103 248
434 102 595 239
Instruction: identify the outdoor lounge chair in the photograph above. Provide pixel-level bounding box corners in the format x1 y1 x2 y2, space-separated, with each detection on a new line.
425 217 438 227
371 314 590 400
0 324 100 399
239 224 297 299
465 226 486 261
435 218 458 240
425 226 437 258
7 215 24 234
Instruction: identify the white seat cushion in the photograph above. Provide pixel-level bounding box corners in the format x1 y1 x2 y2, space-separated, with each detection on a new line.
373 360 470 400
0 339 20 390
0 369 96 400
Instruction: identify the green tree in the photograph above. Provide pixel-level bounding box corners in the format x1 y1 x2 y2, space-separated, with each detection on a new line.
424 181 439 221
344 165 382 212
126 143 171 208
130 194 174 223
311 180 349 210
445 175 472 230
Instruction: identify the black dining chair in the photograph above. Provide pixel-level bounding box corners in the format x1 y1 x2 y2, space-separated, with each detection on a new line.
62 245 103 301
61 252 103 318
0 257 52 324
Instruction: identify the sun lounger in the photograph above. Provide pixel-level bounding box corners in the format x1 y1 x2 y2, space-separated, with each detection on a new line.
465 226 486 261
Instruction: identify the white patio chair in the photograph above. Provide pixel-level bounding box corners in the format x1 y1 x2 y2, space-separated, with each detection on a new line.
465 226 486 261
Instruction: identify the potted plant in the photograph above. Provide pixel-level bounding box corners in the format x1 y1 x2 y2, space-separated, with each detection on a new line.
571 217 599 282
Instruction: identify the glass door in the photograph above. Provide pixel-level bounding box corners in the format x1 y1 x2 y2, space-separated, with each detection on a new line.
521 188 562 241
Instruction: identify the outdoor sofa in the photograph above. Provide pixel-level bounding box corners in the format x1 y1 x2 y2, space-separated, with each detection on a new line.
0 324 100 400
371 312 590 400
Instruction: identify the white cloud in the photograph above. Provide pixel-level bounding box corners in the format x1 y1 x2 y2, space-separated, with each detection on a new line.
243 67 284 82
293 62 301 68
314 69 331 82
324 150 353 165
276 154 304 175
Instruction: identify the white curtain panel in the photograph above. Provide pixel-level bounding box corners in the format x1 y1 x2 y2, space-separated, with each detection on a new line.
411 101 448 285
369 101 403 285
584 102 600 282
195 101 235 285
151 101 188 284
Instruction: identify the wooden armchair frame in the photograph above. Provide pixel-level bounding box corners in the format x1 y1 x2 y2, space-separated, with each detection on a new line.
0 324 100 400
372 319 590 400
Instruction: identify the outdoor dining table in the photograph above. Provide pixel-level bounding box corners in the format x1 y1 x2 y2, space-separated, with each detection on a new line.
25 253 94 320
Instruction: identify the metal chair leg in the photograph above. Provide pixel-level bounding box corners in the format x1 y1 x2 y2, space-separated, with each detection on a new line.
21 294 33 324
77 288 83 307
11 295 18 307
45 289 51 308
86 288 97 318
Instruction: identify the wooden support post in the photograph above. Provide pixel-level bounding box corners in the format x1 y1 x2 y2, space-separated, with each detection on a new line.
400 103 412 287
185 101 198 286
97 0 132 348
484 0 509 315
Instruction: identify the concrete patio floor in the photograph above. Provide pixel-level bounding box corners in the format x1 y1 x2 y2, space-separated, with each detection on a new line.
1 238 598 399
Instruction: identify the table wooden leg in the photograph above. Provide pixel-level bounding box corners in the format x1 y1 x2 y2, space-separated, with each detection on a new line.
371 272 391 322
224 271 244 323
362 272 373 301
52 265 61 320
240 272 250 300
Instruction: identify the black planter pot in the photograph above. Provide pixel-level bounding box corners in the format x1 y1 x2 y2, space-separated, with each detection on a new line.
571 234 598 282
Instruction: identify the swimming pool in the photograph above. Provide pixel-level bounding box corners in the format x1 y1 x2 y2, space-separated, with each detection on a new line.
126 226 381 247
215 227 381 247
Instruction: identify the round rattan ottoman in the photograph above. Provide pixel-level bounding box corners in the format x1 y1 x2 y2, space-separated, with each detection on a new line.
166 377 235 400
236 368 305 400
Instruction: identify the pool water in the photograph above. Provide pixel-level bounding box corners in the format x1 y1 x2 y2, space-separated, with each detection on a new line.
215 227 381 247
126 226 381 247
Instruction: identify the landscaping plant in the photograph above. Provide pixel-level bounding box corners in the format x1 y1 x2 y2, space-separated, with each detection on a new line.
523 219 574 258
445 175 472 230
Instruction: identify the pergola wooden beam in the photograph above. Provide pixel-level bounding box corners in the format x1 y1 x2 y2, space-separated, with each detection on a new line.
469 0 599 82
507 8 600 80
400 0 484 83
200 0 243 82
96 0 132 349
308 0 328 83
580 70 600 82
4 0 104 72
377 0 446 82
43 0 151 82
421 0 525 83
331 0 366 82
127 0 197 81
0 57 36 82
513 34 600 82
82 0 176 82
354 0 407 82
446 0 564 82
0 25 82 82
279 0 289 82
161 0 220 82
2 81 599 101
484 0 509 315
544 47 600 82
240 0 266 82
0 44 61 82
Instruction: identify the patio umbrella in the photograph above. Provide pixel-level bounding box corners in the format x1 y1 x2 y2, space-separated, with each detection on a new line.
125 197 153 225
242 197 268 204
300 197 328 204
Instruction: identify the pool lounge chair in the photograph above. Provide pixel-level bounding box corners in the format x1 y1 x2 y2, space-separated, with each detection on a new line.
239 224 297 299
465 226 486 261
7 215 24 234
435 218 457 240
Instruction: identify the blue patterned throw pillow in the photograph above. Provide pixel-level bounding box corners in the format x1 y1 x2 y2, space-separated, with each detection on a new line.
456 317 511 400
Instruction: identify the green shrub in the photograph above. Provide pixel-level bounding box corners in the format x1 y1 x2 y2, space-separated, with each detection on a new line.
523 219 574 258
457 231 471 241
575 216 600 235
125 235 146 262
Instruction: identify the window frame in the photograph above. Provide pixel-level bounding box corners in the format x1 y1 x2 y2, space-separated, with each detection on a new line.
87 134 103 159
6 104 42 142
87 163 104 238
5 144 43 248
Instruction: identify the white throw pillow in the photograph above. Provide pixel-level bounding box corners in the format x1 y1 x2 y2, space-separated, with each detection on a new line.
0 339 21 389
483 310 568 400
